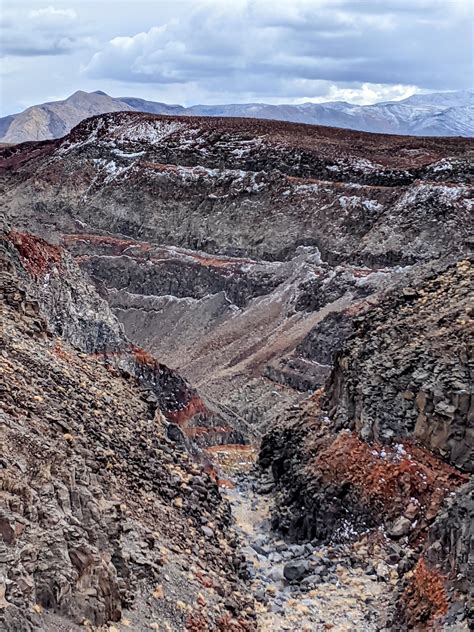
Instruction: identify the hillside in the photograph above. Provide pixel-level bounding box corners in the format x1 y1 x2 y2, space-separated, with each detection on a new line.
0 91 134 144
1 111 473 430
0 227 254 631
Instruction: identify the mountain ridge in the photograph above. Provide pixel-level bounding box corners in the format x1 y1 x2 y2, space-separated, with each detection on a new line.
1 88 472 144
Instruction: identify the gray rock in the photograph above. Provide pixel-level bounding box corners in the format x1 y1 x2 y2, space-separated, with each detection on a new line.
267 565 285 582
300 574 320 588
388 516 412 538
376 561 390 581
283 560 309 582
268 552 283 563
251 543 268 557
288 544 306 558
201 526 215 538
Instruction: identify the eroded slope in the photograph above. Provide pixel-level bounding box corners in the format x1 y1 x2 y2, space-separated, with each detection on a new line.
1 112 472 433
0 230 255 631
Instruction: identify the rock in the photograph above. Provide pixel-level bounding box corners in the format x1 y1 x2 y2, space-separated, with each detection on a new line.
254 589 267 603
288 544 306 558
283 560 309 582
0 237 254 632
258 482 274 494
300 574 320 588
267 565 284 582
388 516 412 538
166 423 186 444
275 541 288 553
376 561 390 581
268 552 283 563
251 543 268 557
201 526 215 539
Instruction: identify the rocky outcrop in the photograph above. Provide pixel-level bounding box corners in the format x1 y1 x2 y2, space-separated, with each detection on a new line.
399 479 474 629
4 229 126 354
1 228 247 448
1 112 472 263
259 259 473 628
1 110 473 630
260 395 468 544
324 259 473 472
0 255 255 631
0 112 472 435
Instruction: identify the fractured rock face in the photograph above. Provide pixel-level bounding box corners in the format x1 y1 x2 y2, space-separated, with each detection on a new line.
1 228 247 448
1 112 472 264
259 258 474 628
324 259 473 472
1 112 473 630
0 233 255 631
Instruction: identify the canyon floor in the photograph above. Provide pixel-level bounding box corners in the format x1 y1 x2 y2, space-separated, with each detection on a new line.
225 471 394 631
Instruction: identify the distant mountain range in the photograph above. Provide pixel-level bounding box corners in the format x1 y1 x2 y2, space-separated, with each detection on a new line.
1 88 472 144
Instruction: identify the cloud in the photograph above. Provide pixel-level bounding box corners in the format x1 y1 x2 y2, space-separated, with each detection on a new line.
298 83 421 106
29 6 78 21
0 4 93 57
0 0 471 114
83 0 472 100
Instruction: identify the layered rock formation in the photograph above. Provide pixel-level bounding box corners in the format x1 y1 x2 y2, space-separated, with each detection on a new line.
259 259 473 629
1 111 473 629
1 112 472 432
1 228 244 447
325 259 473 472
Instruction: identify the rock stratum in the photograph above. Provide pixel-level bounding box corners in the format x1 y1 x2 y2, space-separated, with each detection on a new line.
1 111 473 630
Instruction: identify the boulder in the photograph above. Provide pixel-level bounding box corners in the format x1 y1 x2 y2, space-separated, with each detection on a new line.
283 560 309 582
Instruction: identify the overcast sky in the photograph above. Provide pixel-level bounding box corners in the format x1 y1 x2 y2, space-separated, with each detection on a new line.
1 0 472 116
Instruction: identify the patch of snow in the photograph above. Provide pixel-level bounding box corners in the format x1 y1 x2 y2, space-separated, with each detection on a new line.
92 158 135 183
339 195 383 212
293 183 320 193
117 119 184 144
112 149 146 159
430 159 454 173
394 182 469 211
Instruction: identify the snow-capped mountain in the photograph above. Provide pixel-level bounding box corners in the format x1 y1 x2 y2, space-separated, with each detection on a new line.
1 89 472 144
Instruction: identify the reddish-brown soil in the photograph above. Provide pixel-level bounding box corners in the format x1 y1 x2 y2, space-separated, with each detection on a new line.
401 557 449 630
8 230 63 277
311 432 468 536
165 394 209 425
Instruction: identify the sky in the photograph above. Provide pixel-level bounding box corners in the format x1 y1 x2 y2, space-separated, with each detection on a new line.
0 0 472 116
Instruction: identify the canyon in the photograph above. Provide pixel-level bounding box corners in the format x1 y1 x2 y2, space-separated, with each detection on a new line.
1 111 473 631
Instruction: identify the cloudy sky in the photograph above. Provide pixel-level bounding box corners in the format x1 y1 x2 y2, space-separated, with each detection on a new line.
1 0 472 116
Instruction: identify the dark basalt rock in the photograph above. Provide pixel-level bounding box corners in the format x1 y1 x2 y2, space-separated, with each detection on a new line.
324 259 473 472
283 560 309 582
1 113 473 630
1 228 257 631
